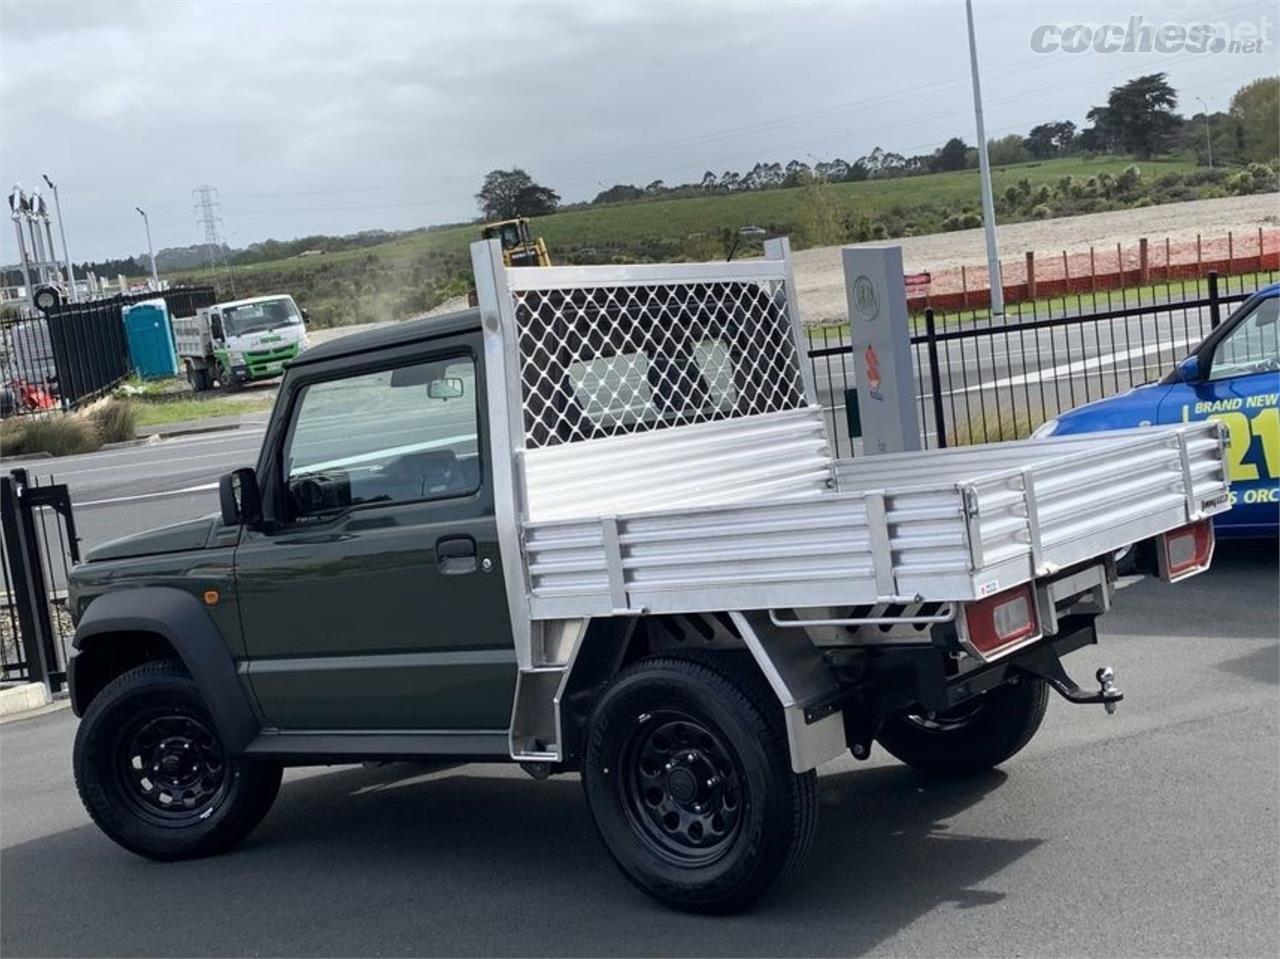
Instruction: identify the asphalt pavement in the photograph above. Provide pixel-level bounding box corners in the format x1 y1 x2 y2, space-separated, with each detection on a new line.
2 543 1276 957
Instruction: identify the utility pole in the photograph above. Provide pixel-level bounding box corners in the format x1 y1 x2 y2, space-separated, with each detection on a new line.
965 0 1003 317
135 206 159 288
1195 96 1213 169
41 174 77 302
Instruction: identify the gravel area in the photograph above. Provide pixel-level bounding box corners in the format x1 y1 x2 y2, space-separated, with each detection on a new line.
791 193 1280 325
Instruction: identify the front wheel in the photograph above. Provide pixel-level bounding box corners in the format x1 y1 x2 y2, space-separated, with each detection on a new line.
582 654 817 913
876 676 1049 777
73 660 281 861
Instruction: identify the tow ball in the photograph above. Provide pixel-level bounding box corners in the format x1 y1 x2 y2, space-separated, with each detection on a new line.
1013 644 1123 714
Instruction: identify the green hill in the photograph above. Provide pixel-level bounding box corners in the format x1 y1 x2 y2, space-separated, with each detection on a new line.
167 155 1235 329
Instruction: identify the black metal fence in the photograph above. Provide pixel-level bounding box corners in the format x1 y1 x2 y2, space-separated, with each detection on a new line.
806 269 1275 456
1 286 217 417
1 469 79 692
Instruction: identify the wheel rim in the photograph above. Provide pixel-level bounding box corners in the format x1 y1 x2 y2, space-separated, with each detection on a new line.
619 710 744 867
116 711 230 825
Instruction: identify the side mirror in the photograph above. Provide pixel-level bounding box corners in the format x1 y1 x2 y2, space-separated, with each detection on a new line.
300 308 309 321
219 467 262 528
1176 355 1202 383
210 316 225 341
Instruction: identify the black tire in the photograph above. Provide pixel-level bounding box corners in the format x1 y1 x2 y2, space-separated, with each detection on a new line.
186 363 212 393
876 676 1049 777
73 660 281 861
582 654 817 913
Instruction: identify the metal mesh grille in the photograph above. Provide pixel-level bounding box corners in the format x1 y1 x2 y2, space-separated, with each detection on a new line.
511 280 807 449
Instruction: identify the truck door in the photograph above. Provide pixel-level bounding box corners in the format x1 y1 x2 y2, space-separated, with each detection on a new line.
234 334 517 730
1158 292 1279 535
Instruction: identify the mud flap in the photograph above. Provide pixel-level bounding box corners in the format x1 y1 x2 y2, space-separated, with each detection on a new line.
727 610 847 773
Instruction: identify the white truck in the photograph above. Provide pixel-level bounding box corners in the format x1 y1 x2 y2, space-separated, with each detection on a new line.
172 294 309 391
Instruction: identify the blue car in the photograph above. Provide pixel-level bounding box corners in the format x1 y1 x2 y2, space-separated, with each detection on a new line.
1035 282 1279 538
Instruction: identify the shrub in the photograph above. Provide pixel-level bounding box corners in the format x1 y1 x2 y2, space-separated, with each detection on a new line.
959 212 983 229
0 415 100 458
88 399 137 444
869 222 889 240
1030 204 1053 219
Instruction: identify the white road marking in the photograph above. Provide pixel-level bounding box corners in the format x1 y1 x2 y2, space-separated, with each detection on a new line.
75 483 219 508
952 336 1195 394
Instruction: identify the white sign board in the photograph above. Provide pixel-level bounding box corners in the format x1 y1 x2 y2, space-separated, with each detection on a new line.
842 245 922 454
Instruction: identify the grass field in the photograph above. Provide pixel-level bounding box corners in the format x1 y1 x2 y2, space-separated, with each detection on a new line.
164 155 1205 329
129 396 275 428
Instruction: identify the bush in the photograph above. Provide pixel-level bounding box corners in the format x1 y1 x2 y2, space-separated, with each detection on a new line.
1030 204 1053 219
87 399 136 444
0 415 100 458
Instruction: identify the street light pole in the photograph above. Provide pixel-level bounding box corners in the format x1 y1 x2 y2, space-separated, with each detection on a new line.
1195 96 1213 169
965 0 1003 317
135 206 159 289
41 174 77 303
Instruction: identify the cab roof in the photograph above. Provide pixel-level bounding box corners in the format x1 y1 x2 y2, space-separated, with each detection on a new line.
211 294 297 309
292 308 482 366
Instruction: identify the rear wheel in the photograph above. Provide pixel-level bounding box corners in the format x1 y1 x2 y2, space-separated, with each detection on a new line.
582 654 817 913
876 676 1049 777
73 660 281 861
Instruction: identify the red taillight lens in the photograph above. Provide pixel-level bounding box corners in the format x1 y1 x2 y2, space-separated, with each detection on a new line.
1161 519 1214 581
964 584 1040 658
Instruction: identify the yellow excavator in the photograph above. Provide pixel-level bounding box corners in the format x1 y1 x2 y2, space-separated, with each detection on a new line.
480 217 551 268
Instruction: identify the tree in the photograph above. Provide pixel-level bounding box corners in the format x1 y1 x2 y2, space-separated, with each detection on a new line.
936 136 970 171
986 134 1030 166
1085 73 1180 158
592 184 645 205
1027 120 1076 159
1230 76 1280 163
475 169 560 220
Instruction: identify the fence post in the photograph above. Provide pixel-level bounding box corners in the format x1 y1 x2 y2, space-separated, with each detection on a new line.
1139 238 1149 284
924 308 947 449
0 469 63 694
1207 271 1222 329
1025 251 1036 299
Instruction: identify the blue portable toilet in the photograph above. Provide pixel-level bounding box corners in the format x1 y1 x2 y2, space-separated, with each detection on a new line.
122 298 179 379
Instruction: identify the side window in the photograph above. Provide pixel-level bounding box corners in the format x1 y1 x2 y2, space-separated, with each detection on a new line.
283 355 480 518
1209 298 1279 381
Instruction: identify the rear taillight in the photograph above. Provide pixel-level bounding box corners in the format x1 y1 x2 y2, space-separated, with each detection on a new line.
961 584 1041 660
1158 519 1214 582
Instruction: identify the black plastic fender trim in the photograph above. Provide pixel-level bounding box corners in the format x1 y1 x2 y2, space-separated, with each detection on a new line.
70 587 260 755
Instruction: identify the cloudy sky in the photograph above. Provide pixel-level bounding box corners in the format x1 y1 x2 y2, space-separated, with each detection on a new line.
1 0 1273 262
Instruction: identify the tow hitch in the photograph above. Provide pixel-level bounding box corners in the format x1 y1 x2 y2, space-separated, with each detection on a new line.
1014 643 1123 714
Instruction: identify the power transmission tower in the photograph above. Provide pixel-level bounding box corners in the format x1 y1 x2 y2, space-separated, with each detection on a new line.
192 184 236 295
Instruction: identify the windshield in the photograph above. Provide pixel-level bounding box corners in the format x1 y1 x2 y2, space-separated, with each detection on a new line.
222 298 301 336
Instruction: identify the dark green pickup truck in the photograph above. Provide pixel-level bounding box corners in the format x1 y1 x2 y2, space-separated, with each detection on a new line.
67 242 1223 912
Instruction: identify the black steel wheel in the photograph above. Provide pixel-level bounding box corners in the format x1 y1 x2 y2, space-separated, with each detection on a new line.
619 711 744 868
116 712 230 826
74 659 281 861
583 653 817 913
876 676 1049 777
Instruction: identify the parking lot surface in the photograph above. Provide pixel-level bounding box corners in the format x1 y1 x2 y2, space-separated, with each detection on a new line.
1 544 1276 957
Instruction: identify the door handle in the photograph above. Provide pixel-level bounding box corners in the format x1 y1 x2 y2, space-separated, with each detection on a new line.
436 535 477 575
